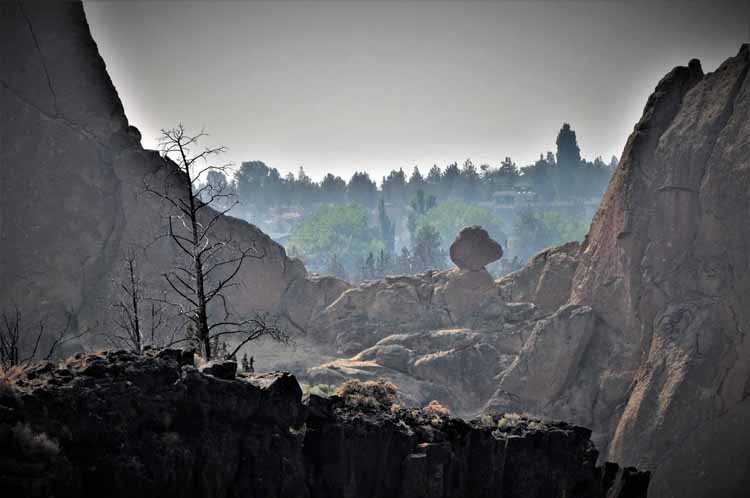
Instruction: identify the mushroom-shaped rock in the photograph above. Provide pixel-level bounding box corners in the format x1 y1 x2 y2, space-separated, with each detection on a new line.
449 226 503 270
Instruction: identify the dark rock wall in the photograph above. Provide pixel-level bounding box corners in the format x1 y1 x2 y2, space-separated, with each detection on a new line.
0 351 647 498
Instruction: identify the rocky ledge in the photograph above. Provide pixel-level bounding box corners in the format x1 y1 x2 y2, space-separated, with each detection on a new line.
0 349 647 498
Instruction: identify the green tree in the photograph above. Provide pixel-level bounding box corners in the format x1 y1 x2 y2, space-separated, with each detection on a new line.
326 253 349 281
556 123 582 198
412 224 446 272
288 204 383 277
320 173 347 203
414 200 507 253
378 198 396 255
408 190 437 243
512 209 588 260
347 171 378 208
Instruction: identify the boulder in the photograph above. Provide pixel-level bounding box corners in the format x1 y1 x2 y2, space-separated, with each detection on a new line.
199 360 237 380
449 226 503 270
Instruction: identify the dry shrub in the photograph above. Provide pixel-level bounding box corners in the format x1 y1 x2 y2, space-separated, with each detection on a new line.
337 378 398 411
12 423 60 458
0 366 24 397
527 420 547 431
496 412 523 430
301 383 337 398
479 414 495 427
423 400 450 417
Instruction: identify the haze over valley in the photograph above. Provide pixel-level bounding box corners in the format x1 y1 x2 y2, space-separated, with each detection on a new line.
1 2 749 497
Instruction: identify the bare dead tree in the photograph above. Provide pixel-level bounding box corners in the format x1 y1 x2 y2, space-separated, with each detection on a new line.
0 307 81 368
144 124 290 360
110 250 166 353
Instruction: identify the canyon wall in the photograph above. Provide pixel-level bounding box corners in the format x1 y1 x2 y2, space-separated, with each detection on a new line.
0 1 338 342
494 46 750 498
1 1 748 496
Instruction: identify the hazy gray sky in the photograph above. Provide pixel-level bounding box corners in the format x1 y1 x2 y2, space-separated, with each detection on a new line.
85 0 749 182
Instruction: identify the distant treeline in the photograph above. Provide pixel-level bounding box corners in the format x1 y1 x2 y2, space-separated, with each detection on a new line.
198 123 616 281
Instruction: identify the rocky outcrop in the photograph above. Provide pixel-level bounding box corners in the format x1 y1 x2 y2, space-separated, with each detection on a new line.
450 226 504 270
308 268 516 356
0 350 647 498
0 1 325 343
488 47 750 498
497 241 580 314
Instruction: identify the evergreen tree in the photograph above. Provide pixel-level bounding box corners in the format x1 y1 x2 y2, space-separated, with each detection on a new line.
347 171 378 208
326 253 349 281
555 123 582 198
412 224 445 272
408 165 425 191
378 198 396 255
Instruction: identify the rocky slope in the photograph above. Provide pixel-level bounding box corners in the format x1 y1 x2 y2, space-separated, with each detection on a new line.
0 1 341 343
0 349 648 498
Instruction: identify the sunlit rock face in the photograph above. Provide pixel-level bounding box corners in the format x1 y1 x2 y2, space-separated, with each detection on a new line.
0 350 648 498
0 1 327 342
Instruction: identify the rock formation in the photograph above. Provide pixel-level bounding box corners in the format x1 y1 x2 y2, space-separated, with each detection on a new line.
306 47 750 497
490 47 750 498
304 228 524 413
0 350 648 498
450 226 504 270
0 1 338 343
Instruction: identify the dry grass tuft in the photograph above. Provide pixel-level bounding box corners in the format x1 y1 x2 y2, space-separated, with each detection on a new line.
0 365 25 396
301 383 338 398
337 378 398 411
423 400 450 417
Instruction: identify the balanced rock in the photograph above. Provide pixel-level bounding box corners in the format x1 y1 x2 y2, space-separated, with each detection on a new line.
449 226 503 270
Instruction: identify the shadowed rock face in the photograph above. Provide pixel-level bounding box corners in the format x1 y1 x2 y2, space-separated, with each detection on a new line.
0 1 338 343
0 350 647 498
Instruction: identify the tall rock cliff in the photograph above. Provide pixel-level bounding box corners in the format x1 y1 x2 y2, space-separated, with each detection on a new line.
493 46 750 498
586 45 750 498
0 1 337 340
